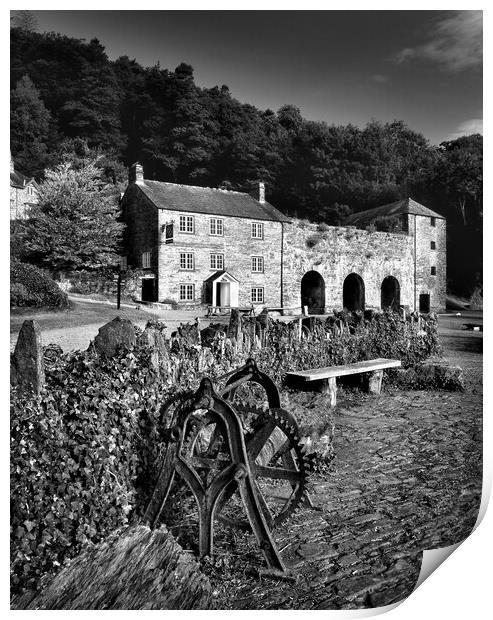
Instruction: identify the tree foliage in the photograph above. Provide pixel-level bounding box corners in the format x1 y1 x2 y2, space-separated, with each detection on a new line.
10 27 482 294
24 161 124 272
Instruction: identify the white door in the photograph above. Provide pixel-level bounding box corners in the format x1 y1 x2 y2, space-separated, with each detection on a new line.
219 282 230 307
230 281 239 308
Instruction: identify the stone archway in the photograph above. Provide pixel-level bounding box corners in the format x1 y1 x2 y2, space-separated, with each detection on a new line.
343 273 365 311
381 276 401 310
301 271 325 314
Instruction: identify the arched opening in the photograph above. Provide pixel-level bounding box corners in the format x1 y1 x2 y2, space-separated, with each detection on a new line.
381 276 401 310
343 273 365 311
301 271 325 314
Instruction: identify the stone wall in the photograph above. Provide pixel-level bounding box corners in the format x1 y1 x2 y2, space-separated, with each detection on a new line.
282 221 415 313
157 208 283 308
121 184 159 300
10 184 38 220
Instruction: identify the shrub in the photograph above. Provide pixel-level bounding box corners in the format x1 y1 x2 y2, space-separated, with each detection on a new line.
305 233 323 248
10 311 440 594
10 261 69 309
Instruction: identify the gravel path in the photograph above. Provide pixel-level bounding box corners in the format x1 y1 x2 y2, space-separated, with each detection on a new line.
207 313 482 609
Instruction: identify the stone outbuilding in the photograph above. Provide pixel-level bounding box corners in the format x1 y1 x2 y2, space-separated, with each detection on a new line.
10 155 38 220
121 164 446 313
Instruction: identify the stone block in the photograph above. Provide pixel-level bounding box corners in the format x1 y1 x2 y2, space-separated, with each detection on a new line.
93 317 137 357
11 319 45 394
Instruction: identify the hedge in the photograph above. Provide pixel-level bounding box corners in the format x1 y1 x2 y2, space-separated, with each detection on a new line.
11 261 69 309
10 310 440 595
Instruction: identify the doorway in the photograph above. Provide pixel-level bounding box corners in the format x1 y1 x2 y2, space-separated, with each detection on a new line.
381 276 401 310
141 277 156 302
301 271 325 314
343 273 365 311
419 293 430 313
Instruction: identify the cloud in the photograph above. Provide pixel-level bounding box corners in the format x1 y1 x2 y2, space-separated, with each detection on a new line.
370 74 389 84
394 10 482 71
446 118 483 140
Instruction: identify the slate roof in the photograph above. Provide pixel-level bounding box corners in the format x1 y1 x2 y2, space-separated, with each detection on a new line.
10 169 36 189
345 197 444 226
137 180 291 223
203 270 239 284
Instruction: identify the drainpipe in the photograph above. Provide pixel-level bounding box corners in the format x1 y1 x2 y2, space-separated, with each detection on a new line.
414 215 417 311
280 222 284 309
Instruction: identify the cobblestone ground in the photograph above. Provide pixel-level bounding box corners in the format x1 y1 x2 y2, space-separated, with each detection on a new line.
208 314 482 609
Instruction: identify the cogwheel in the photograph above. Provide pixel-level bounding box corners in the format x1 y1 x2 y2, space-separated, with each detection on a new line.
216 406 311 530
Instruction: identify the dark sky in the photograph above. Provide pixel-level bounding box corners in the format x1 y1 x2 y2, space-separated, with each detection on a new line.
32 10 482 144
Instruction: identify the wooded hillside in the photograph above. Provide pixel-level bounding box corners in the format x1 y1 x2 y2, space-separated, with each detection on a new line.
10 27 482 296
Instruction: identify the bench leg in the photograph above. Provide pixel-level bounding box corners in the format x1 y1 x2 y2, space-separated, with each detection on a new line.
367 370 383 395
319 377 337 407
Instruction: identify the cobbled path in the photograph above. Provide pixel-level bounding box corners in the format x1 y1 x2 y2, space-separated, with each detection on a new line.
210 315 482 609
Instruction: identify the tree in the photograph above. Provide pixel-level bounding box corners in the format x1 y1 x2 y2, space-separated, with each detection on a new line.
10 10 37 31
24 161 124 272
10 75 51 176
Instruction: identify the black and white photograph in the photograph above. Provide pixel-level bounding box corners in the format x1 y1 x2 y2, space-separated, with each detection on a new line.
9 6 484 612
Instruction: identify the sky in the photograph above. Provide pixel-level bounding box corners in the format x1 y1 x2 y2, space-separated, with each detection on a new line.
29 9 483 145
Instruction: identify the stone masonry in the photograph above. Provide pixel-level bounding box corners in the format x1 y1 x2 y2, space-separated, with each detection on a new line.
282 221 415 311
121 164 446 312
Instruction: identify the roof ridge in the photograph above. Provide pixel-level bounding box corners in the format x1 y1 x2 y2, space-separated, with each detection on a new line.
145 179 247 196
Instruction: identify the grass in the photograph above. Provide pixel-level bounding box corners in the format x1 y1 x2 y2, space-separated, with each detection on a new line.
10 299 150 335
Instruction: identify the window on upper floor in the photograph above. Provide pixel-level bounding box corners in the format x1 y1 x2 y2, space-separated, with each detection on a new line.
142 251 151 269
431 266 436 276
163 222 174 243
179 283 195 301
430 217 436 227
251 286 264 303
210 218 224 236
251 256 264 273
210 253 224 270
179 214 194 234
430 241 436 250
180 252 194 270
251 222 264 239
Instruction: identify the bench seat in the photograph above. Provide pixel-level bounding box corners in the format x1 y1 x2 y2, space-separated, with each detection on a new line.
286 358 401 406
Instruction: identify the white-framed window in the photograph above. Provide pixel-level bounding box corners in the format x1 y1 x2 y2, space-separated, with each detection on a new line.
120 256 128 271
179 214 194 233
179 283 195 301
251 287 264 303
180 252 194 270
251 256 264 273
142 251 151 268
210 253 224 270
210 218 224 236
251 222 264 239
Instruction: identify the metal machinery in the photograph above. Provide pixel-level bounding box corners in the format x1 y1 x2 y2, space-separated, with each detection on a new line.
144 358 315 574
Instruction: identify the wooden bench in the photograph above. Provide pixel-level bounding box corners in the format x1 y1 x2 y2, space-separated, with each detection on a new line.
286 358 402 407
463 323 483 332
206 305 255 317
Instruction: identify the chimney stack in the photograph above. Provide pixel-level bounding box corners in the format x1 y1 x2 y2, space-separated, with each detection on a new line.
258 181 265 204
129 162 144 185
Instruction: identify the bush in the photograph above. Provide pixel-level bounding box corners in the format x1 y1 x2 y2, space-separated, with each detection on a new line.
10 261 69 309
10 310 440 595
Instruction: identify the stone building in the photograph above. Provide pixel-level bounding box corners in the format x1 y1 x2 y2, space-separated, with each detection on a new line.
121 164 446 313
10 155 38 220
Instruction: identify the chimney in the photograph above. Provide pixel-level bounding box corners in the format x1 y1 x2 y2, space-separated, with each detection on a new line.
258 181 265 204
129 162 144 185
